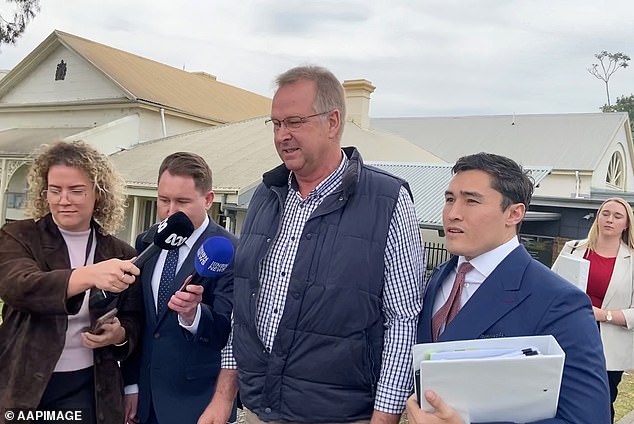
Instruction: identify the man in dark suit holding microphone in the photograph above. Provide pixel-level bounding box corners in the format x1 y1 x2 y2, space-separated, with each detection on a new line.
123 152 237 424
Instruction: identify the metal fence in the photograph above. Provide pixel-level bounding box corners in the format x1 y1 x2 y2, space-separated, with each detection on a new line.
423 241 451 279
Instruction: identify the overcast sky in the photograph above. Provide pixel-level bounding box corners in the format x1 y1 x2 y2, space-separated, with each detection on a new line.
0 0 632 117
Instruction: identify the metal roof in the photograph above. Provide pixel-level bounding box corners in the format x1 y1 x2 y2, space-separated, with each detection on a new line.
0 31 271 123
372 113 630 171
111 118 442 193
0 127 90 155
367 161 552 229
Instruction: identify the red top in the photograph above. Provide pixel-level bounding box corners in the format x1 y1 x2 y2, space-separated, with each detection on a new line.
584 250 616 308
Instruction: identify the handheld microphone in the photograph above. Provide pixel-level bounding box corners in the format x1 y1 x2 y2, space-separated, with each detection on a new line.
89 211 195 309
133 211 195 268
180 236 235 291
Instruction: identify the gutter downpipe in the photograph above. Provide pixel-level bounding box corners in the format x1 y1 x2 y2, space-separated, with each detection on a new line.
160 108 167 137
575 170 582 198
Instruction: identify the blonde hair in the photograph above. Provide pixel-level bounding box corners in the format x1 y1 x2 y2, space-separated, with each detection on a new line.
25 140 127 235
586 197 634 250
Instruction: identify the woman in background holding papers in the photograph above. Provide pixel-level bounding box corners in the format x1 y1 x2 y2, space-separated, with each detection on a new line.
553 197 634 422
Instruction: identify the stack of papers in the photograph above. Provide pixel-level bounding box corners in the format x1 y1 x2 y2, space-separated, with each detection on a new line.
412 335 565 423
428 347 539 360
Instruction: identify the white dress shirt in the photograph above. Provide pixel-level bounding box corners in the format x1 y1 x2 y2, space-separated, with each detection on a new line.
151 214 209 333
433 237 520 320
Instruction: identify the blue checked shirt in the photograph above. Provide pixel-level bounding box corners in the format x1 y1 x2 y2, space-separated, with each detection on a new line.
222 153 424 414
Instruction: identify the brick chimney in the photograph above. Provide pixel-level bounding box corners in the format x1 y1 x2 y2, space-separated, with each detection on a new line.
343 79 375 129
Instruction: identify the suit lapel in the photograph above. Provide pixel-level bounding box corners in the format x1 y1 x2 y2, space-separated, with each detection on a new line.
602 242 631 307
40 215 71 271
420 258 457 342
144 252 161 324
440 246 533 341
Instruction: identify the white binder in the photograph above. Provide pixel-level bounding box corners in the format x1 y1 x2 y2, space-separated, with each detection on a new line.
551 253 590 292
412 335 565 423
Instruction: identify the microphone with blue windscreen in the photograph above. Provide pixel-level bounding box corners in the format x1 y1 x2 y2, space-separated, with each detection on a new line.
180 236 235 291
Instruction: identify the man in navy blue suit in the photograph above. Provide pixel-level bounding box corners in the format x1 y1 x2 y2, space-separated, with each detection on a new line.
407 153 610 424
123 152 236 424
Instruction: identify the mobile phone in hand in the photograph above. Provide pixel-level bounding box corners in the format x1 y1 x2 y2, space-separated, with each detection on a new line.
90 308 118 335
179 275 194 292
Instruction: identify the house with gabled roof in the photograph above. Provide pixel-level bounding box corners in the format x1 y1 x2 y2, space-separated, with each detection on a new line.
372 112 634 263
0 30 271 223
372 113 634 197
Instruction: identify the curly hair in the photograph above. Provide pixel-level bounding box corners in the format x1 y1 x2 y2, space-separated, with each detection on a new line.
25 140 127 235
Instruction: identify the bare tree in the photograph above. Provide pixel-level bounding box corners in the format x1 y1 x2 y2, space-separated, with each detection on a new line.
588 50 630 106
0 0 40 45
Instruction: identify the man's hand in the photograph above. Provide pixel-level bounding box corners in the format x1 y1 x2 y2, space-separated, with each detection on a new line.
197 399 233 424
369 410 400 424
124 393 139 424
405 392 465 424
169 282 203 326
198 369 238 424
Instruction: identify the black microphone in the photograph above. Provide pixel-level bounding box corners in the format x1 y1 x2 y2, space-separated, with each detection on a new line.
89 211 195 309
180 236 235 292
133 211 195 268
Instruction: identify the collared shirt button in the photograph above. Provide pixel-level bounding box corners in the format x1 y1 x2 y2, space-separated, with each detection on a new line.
264 408 272 413
266 238 271 243
306 233 312 240
154 333 160 339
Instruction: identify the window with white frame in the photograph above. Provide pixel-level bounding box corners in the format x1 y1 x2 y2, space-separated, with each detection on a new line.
606 151 625 188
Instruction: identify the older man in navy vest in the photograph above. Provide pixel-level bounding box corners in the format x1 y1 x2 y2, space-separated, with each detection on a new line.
198 66 425 424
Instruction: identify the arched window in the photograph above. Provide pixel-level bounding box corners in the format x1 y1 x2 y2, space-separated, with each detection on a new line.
606 151 625 189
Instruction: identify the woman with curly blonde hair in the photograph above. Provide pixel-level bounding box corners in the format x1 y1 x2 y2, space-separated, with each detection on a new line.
0 140 143 423
26 139 127 235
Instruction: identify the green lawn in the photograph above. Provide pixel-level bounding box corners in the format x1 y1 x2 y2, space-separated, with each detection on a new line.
616 371 634 421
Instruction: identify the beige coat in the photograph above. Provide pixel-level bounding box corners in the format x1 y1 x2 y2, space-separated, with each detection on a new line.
553 239 634 370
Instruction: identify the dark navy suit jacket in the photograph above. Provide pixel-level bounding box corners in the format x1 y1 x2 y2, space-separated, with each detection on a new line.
417 245 610 424
125 220 236 424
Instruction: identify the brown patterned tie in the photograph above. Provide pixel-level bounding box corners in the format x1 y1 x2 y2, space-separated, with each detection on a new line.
431 262 474 342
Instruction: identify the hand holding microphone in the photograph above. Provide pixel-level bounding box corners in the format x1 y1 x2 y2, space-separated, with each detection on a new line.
89 211 195 309
169 236 235 325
